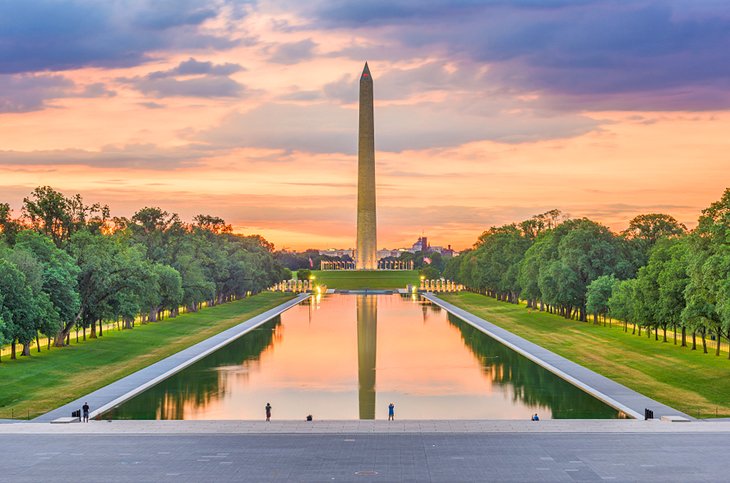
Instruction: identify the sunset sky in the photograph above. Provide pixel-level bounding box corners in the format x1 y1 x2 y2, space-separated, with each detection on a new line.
1 1 728 251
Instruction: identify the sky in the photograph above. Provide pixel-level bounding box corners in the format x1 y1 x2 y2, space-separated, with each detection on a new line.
0 0 728 251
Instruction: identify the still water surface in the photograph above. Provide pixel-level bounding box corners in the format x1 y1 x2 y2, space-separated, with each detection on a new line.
105 294 620 420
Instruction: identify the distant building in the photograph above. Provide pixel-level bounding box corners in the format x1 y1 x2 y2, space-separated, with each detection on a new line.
377 248 400 259
319 248 354 258
436 245 457 257
411 236 428 252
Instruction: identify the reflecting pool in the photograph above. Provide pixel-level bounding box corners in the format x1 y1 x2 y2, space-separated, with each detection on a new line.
104 294 621 420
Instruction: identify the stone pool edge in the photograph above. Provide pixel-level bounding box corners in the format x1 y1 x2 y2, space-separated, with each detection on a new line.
422 293 691 421
35 293 310 423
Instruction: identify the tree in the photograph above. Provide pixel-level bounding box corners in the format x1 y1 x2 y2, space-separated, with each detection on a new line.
683 189 730 356
442 254 462 281
586 275 617 325
0 258 37 360
623 213 687 245
623 213 687 268
64 230 148 345
0 203 22 245
656 238 690 345
14 231 80 349
23 186 107 248
608 279 639 333
556 219 626 321
471 224 531 303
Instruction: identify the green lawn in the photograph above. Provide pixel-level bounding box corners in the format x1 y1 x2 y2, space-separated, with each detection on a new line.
440 292 730 418
0 292 294 420
312 270 420 289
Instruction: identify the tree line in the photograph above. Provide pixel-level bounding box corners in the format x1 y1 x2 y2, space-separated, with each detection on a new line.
0 186 285 360
443 189 730 357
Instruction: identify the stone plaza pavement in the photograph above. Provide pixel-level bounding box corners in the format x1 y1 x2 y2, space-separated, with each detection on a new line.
1 420 729 482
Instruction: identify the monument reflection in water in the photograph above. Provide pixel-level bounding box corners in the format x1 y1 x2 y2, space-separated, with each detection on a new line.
104 294 620 420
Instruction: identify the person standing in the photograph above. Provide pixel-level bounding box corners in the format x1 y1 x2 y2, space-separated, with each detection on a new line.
82 402 90 423
265 403 272 422
388 403 395 421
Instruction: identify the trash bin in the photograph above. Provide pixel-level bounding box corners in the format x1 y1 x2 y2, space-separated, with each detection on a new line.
71 409 81 420
644 408 654 420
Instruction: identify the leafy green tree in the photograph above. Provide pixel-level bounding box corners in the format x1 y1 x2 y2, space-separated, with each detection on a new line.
419 266 440 280
657 239 690 346
22 186 108 247
518 232 551 309
0 203 22 245
623 213 687 245
0 258 37 360
683 189 730 356
608 278 639 333
586 275 617 325
623 213 687 268
64 230 147 344
555 219 626 321
472 224 531 303
442 253 462 281
14 231 80 349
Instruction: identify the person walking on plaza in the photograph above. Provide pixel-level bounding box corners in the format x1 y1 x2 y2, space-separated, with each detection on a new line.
82 402 90 422
265 403 272 422
388 403 395 421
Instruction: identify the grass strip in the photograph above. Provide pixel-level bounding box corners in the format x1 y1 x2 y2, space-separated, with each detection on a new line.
311 270 420 289
440 292 730 419
0 292 295 419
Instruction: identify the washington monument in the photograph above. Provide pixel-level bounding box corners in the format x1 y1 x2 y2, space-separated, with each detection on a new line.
356 62 377 270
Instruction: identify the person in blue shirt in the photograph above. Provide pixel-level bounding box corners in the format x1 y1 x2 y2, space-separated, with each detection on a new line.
531 413 539 421
388 403 395 421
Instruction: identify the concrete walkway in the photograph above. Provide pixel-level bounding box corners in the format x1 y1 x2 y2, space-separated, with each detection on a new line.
422 293 691 420
2 419 729 435
2 429 730 482
35 294 310 423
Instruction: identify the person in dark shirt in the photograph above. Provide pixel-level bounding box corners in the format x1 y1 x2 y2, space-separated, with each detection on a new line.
82 402 90 423
388 403 395 421
265 403 272 422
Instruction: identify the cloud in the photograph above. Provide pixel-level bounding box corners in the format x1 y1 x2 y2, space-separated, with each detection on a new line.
201 98 597 153
78 83 117 98
121 57 246 98
301 0 730 110
0 74 73 112
0 0 249 74
0 143 221 169
138 101 166 109
268 39 318 64
323 62 487 103
0 74 115 112
203 103 357 153
149 57 244 78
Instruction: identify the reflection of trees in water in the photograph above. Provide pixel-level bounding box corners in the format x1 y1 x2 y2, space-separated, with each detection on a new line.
447 313 619 419
106 316 282 419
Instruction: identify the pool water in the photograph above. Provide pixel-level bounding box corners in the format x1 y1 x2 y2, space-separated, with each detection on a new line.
104 294 621 420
